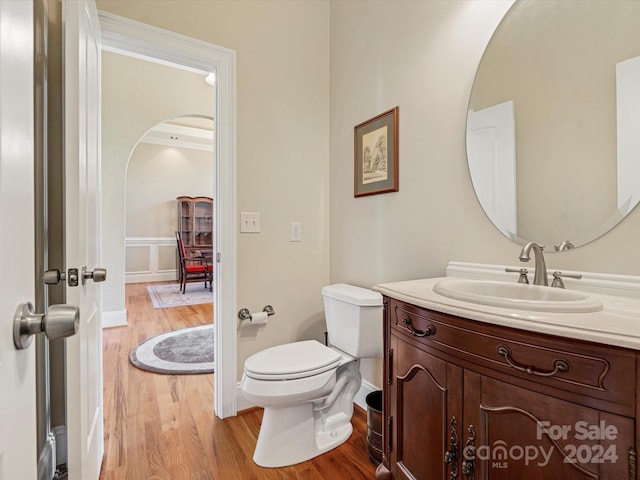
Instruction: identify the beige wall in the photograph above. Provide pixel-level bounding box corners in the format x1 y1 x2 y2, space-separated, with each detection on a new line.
328 0 640 280
330 1 514 284
329 0 640 386
98 1 331 379
100 0 640 390
125 143 214 238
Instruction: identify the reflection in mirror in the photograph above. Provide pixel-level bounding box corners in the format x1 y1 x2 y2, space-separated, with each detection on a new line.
467 0 640 250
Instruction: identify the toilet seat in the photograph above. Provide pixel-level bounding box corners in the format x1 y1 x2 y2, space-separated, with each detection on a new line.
244 340 343 380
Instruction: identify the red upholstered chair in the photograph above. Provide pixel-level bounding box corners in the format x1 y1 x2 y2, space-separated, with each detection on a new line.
176 231 212 294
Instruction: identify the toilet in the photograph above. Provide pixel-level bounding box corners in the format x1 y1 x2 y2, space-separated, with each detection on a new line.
240 283 383 468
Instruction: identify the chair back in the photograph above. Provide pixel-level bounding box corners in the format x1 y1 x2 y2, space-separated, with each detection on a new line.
175 231 187 262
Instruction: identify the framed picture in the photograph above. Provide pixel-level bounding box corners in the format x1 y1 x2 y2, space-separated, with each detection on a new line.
354 106 399 197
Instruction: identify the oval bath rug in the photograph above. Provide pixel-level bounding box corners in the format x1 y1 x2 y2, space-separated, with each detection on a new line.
129 324 214 374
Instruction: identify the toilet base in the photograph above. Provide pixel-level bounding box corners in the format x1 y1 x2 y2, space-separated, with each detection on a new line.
253 402 353 468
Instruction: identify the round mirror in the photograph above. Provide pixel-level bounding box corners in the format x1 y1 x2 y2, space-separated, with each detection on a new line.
467 0 640 251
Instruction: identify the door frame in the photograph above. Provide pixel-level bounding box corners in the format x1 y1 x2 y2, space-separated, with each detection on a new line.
99 11 238 419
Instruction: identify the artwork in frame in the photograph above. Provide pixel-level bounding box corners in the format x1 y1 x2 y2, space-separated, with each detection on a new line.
354 106 399 197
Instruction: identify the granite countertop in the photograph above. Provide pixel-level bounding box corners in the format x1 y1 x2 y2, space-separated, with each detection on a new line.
374 277 640 350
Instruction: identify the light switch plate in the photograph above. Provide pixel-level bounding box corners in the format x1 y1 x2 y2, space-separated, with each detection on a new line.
290 222 302 242
240 212 261 233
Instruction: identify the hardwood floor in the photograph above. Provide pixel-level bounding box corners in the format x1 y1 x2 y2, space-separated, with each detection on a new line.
100 282 377 479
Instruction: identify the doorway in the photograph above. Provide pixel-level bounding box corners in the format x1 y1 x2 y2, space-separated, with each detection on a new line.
99 12 237 419
124 115 215 286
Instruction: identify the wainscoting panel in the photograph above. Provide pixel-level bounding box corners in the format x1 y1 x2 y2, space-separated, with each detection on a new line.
125 245 150 273
125 237 177 283
158 244 177 271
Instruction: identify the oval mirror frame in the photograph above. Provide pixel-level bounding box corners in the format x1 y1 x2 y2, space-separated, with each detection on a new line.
466 0 640 251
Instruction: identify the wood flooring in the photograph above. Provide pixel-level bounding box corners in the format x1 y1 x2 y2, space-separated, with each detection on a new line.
100 282 377 479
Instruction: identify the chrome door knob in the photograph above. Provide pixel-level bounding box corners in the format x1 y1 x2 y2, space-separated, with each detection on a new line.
13 302 80 350
82 266 107 283
43 268 79 286
43 269 66 285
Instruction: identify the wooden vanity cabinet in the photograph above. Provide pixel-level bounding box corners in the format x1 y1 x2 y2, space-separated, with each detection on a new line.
376 297 638 480
387 332 463 479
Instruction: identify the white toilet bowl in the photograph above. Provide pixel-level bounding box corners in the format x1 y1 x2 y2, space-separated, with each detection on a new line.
241 283 383 468
240 340 362 468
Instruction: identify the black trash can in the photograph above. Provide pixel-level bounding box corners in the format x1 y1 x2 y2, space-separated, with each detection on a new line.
365 390 383 466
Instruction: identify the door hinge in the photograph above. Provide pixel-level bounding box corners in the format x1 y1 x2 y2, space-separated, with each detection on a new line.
388 348 394 385
629 447 637 480
387 416 393 453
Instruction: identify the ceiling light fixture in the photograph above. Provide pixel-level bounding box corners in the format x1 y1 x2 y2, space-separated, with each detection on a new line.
205 72 216 86
170 136 179 140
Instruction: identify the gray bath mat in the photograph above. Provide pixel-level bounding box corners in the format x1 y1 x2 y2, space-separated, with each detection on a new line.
129 324 214 374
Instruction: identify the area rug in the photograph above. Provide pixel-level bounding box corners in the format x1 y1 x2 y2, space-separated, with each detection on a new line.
147 283 213 309
129 324 214 374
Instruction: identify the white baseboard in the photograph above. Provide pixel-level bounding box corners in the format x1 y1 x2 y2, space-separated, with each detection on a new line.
354 378 380 411
102 309 128 329
235 378 380 413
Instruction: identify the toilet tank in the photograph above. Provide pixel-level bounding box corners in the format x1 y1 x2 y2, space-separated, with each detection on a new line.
322 283 383 358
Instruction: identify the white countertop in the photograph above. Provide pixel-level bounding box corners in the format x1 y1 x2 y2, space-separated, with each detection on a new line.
373 277 640 351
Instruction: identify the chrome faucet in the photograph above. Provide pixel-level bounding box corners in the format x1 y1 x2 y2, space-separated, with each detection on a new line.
519 242 548 286
554 240 575 252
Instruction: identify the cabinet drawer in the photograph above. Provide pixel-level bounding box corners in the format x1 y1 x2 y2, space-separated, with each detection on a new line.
390 299 636 413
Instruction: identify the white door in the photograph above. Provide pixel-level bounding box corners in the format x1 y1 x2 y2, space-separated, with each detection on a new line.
616 55 640 216
467 100 518 240
0 1 38 479
63 1 104 479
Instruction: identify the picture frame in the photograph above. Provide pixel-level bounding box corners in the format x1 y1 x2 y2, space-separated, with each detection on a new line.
354 106 399 197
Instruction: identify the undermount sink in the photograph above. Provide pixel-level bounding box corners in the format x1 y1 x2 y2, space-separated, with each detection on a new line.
432 279 603 313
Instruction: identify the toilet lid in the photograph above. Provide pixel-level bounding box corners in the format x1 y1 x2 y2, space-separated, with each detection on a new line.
244 340 342 380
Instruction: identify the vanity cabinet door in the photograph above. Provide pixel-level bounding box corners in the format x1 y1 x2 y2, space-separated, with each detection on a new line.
390 333 463 480
464 371 635 480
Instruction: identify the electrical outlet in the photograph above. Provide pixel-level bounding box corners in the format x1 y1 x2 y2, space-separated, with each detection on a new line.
290 222 302 242
240 212 261 233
